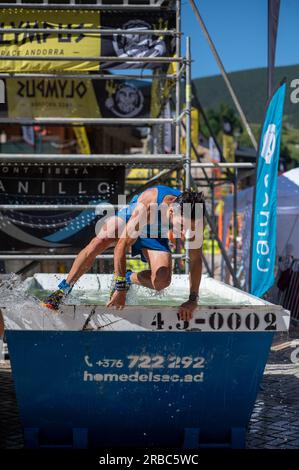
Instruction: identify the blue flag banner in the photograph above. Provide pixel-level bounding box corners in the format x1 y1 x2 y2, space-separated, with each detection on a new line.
250 81 286 297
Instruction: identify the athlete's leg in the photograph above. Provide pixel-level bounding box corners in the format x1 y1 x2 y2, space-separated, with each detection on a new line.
66 216 125 285
130 249 172 291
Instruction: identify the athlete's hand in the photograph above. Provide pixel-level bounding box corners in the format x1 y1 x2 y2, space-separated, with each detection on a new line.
178 300 197 321
106 290 127 309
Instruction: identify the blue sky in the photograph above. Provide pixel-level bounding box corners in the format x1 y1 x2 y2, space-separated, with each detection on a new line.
181 0 299 78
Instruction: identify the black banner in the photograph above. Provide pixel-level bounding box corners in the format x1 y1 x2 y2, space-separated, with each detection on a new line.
100 11 175 69
0 164 125 250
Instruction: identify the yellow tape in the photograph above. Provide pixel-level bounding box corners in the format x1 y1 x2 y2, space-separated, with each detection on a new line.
186 84 192 103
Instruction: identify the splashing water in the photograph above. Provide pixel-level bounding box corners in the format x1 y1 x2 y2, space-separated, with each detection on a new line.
0 274 75 330
0 274 39 307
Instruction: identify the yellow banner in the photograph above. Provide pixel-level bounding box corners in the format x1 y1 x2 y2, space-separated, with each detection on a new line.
222 134 235 163
180 107 199 161
0 9 100 72
150 70 162 119
7 78 101 118
74 127 91 155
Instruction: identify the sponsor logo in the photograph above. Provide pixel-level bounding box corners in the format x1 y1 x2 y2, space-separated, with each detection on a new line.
112 20 166 60
105 81 144 118
261 123 276 165
16 79 87 99
0 21 85 45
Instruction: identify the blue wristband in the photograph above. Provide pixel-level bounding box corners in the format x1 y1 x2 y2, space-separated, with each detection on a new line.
58 279 72 294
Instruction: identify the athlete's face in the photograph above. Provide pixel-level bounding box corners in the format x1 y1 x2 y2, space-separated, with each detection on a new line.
170 210 196 241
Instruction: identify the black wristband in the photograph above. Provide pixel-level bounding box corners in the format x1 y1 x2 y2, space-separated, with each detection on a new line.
115 281 127 291
189 292 199 302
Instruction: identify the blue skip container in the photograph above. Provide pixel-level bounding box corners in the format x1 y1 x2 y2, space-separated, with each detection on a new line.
3 274 290 449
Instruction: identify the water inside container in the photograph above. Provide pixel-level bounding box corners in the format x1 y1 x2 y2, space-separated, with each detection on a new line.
0 273 251 309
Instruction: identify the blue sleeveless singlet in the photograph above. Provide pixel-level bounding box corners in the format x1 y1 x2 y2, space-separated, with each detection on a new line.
116 185 181 262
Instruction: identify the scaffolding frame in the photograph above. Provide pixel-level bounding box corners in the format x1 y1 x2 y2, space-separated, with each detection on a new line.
0 0 249 287
0 0 193 274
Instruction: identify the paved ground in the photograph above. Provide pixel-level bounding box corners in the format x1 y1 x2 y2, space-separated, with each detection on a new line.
1 327 299 449
246 328 299 449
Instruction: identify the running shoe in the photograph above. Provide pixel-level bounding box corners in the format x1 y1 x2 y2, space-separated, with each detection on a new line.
42 289 65 310
42 279 72 311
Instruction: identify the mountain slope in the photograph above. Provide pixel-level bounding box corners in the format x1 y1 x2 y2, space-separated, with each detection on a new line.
193 64 299 127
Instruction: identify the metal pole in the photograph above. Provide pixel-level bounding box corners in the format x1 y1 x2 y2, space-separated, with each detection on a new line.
267 0 281 99
0 205 124 211
185 37 192 275
0 154 183 165
0 73 176 80
0 117 174 126
0 3 171 10
189 0 258 151
233 169 238 281
211 180 215 277
175 0 182 155
185 37 192 191
0 56 182 64
0 254 185 261
190 162 255 168
0 28 179 36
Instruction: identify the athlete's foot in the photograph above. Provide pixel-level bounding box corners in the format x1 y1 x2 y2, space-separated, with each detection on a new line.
42 289 65 311
42 279 72 311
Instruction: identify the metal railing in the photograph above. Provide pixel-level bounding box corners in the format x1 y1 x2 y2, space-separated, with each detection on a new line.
0 2 174 10
0 154 184 166
276 258 299 323
0 253 185 260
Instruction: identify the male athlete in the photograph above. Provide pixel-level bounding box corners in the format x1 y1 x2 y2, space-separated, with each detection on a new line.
43 185 205 321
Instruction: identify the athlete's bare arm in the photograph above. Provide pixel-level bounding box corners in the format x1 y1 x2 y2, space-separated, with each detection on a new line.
178 247 202 321
107 190 154 308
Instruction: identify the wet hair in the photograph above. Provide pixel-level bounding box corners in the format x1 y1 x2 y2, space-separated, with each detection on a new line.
173 190 206 220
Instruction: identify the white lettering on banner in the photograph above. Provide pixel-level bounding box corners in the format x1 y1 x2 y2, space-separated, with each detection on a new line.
0 21 85 46
18 181 28 194
98 182 109 194
58 182 66 195
255 123 277 274
263 192 269 207
17 79 87 100
257 240 270 256
257 258 270 272
0 79 5 103
78 182 87 195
